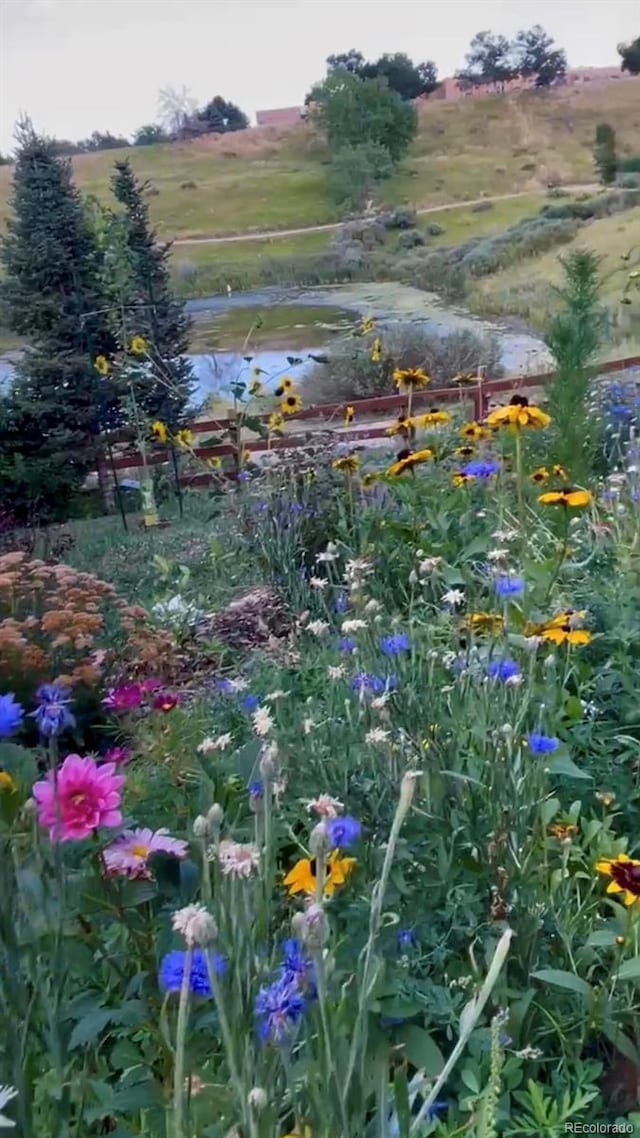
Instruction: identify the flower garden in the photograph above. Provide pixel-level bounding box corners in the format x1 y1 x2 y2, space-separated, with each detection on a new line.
2 273 640 1138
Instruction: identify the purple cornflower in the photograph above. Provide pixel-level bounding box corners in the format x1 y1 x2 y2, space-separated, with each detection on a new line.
461 460 500 479
326 814 361 848
31 683 76 737
248 780 264 799
334 592 348 613
254 975 306 1043
379 633 410 656
159 949 226 996
280 939 316 996
351 672 398 696
241 694 260 712
495 576 525 597
527 732 559 754
338 637 357 653
487 658 521 682
216 679 236 695
0 693 23 738
397 928 417 951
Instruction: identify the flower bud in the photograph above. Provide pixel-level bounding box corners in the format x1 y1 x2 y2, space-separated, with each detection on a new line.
207 803 224 828
309 821 329 857
193 815 208 838
248 1087 268 1112
172 904 217 946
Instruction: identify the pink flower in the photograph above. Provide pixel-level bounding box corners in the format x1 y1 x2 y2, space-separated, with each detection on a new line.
33 754 124 841
153 691 181 713
139 677 162 694
102 746 131 766
216 839 260 878
305 793 344 819
103 827 189 878
103 684 143 712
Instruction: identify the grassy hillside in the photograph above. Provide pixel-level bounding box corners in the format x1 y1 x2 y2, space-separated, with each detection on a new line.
1 83 639 241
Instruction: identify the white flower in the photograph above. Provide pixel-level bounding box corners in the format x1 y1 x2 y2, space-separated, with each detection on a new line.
492 528 518 542
370 693 390 710
198 733 232 754
418 557 442 575
216 839 260 877
307 619 330 636
327 664 346 679
303 716 316 735
487 548 509 562
252 706 274 737
442 588 465 607
264 689 287 702
363 598 382 614
344 558 373 586
172 904 217 946
366 727 390 745
523 635 542 651
316 543 339 563
514 1046 543 1060
309 576 328 589
227 677 249 693
305 793 344 818
341 618 368 633
505 674 523 687
0 1086 17 1129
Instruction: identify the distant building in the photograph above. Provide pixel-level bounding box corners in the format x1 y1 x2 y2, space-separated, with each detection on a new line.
255 106 307 128
421 66 639 104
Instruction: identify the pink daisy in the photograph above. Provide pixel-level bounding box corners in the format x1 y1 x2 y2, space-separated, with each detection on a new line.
32 754 124 842
153 691 181 713
103 827 189 879
102 684 143 712
102 746 131 766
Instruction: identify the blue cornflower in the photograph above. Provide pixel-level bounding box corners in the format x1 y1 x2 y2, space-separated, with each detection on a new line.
495 576 525 597
280 939 316 996
351 672 398 696
0 693 23 738
461 459 500 479
241 693 260 712
326 814 361 848
487 658 521 682
425 1101 448 1121
159 949 226 996
379 633 410 656
397 927 417 951
527 732 559 754
216 678 236 695
338 637 356 653
334 592 348 613
254 974 306 1043
248 779 264 799
30 684 75 738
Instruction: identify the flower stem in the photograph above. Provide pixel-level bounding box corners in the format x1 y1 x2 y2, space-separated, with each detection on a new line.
172 945 193 1138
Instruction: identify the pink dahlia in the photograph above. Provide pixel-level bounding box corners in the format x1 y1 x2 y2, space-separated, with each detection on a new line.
103 684 143 712
103 827 189 879
33 754 124 842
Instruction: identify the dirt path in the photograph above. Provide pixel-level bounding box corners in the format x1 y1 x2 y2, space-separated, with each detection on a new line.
172 184 599 248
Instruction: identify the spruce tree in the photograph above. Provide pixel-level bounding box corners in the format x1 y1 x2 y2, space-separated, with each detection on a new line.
110 158 194 426
0 120 119 523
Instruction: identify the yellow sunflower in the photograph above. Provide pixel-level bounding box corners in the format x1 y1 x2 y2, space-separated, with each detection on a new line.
248 379 263 396
94 355 110 376
207 456 222 469
412 410 451 428
386 448 433 476
370 336 382 362
332 454 360 474
151 420 168 444
281 393 303 416
174 428 192 449
453 445 477 459
283 851 356 897
461 612 505 635
459 421 491 441
386 416 412 437
393 367 431 392
129 335 147 355
274 378 294 398
595 853 640 907
486 397 551 430
344 405 354 425
267 412 285 433
538 488 592 509
530 467 549 484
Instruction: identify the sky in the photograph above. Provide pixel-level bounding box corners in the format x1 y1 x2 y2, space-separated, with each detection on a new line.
1 0 638 151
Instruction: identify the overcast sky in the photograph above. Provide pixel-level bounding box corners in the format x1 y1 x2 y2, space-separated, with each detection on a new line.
1 0 638 151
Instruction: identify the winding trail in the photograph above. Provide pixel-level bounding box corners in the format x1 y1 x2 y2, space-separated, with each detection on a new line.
172 183 599 247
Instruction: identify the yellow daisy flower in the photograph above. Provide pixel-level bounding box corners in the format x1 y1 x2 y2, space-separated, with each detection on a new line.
386 448 433 476
151 420 168 444
129 336 147 355
332 454 360 473
538 488 592 509
393 367 431 392
283 851 356 897
281 393 303 416
94 355 110 376
595 853 640 907
486 396 551 430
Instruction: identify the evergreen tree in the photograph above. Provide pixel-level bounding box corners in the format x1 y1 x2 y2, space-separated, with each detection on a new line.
594 122 617 185
0 120 119 523
110 158 194 426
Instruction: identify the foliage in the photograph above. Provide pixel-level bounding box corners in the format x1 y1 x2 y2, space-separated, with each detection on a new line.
456 30 518 88
196 96 249 134
328 142 394 210
133 123 167 147
512 25 567 87
457 25 566 88
311 71 418 165
325 48 439 99
618 36 640 74
80 130 130 152
594 123 618 186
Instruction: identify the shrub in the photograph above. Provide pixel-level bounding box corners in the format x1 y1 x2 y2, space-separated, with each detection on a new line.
180 180 198 190
425 221 445 236
378 204 417 230
328 142 393 210
471 200 495 213
397 229 424 249
618 154 640 173
616 173 640 189
330 219 386 251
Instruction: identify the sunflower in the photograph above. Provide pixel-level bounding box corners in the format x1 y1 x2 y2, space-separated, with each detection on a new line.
332 454 360 474
538 488 592 509
267 412 285 433
129 335 147 355
274 378 294 398
207 456 222 469
151 420 168 443
370 336 382 362
486 396 551 430
386 448 433 476
453 445 477 459
548 821 578 841
94 355 110 376
452 472 472 486
362 471 380 487
530 466 549 484
459 421 491 441
393 367 431 392
540 623 591 647
248 379 263 396
283 851 356 897
174 428 192 449
281 393 303 416
412 409 451 428
344 405 354 425
461 612 505 635
524 610 587 638
386 415 412 437
356 315 375 336
595 853 640 907
551 464 568 479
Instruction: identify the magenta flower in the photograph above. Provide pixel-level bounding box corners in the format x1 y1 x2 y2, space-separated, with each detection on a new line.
102 746 132 766
139 677 162 694
103 827 189 879
103 684 143 712
32 754 124 842
153 691 181 713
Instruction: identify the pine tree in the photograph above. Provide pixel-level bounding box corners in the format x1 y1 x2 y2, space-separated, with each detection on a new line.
110 158 194 427
594 123 617 186
0 120 119 523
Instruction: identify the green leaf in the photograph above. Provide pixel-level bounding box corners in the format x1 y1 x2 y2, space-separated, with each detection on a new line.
68 1007 113 1049
461 1067 480 1093
545 755 592 781
617 956 640 981
541 797 561 826
395 1025 444 1075
393 1064 411 1138
531 969 592 998
112 1080 161 1111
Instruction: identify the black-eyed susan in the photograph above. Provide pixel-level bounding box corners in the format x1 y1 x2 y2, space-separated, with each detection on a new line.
551 464 568 480
283 850 356 897
461 612 505 635
274 378 294 398
129 335 147 355
451 371 478 385
486 395 551 430
280 393 303 416
393 367 431 392
548 821 578 841
595 853 640 907
412 409 451 428
386 448 433 476
452 471 473 486
453 445 477 459
386 415 412 437
344 405 354 425
362 471 380 487
531 466 549 484
538 488 593 509
540 623 591 647
524 610 587 639
356 315 375 336
459 421 491 441
174 428 192 448
207 456 222 469
248 379 264 396
370 336 382 362
332 454 360 474
94 355 110 376
151 420 168 444
267 412 285 433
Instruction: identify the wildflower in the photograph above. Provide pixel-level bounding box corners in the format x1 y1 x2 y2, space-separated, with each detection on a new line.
462 612 504 635
459 421 491 441
596 790 616 807
362 470 381 486
366 727 390 745
531 466 549 484
0 693 23 738
267 411 285 432
33 753 124 842
393 367 431 391
418 556 442 574
551 464 568 479
281 393 303 416
595 854 640 907
103 827 188 878
332 454 359 473
326 815 361 848
248 378 263 396
548 821 577 841
309 576 327 590
197 733 232 754
527 733 559 754
370 336 382 362
538 488 593 509
487 549 509 562
217 839 260 877
486 396 551 429
379 632 410 655
342 618 367 633
452 472 473 486
412 409 451 428
102 683 143 712
153 691 180 713
129 335 147 354
386 415 412 437
207 455 222 469
357 315 375 336
30 683 75 738
172 904 217 946
284 850 356 896
344 405 354 425
306 794 344 818
316 544 339 563
280 938 316 994
303 717 316 735
306 619 330 636
248 779 264 800
94 354 110 376
327 664 346 680
174 428 193 449
397 928 417 950
540 622 591 647
338 637 356 653
495 576 525 597
386 448 433 476
463 458 501 479
334 592 348 612
274 378 294 397
0 1085 17 1129
255 975 306 1043
252 706 274 737
241 693 261 712
493 527 518 542
442 588 465 607
351 672 397 696
151 420 168 443
487 659 521 683
159 949 226 996
454 445 477 459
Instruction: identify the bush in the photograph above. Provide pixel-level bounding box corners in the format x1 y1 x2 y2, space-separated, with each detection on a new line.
618 155 640 173
425 221 445 237
331 218 386 251
539 188 640 221
180 180 198 190
378 205 417 230
471 200 495 213
397 229 425 249
328 142 394 211
615 173 640 189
